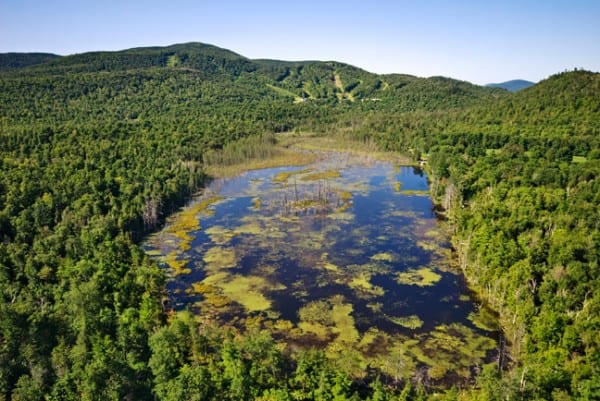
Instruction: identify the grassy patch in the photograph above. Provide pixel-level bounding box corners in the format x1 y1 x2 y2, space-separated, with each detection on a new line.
206 148 317 179
396 267 442 287
265 83 303 102
572 155 587 163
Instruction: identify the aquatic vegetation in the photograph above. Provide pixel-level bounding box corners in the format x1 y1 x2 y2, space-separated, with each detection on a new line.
144 249 163 257
165 252 192 275
298 322 330 339
347 272 385 298
204 225 237 245
366 302 383 313
373 339 418 380
459 294 471 302
296 297 359 344
203 246 238 271
416 240 439 251
217 275 274 312
146 151 499 385
272 168 312 183
299 300 335 326
165 195 225 250
387 314 424 329
232 221 263 235
418 323 497 380
321 261 340 272
330 301 360 344
399 189 430 196
300 169 341 181
370 252 396 263
468 307 500 331
338 191 352 202
396 266 442 287
327 211 354 221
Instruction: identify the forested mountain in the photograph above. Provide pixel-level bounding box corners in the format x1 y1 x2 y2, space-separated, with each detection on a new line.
0 52 61 70
485 79 535 92
0 42 598 400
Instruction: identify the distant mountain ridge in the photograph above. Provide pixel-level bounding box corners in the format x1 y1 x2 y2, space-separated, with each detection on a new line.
486 79 535 92
0 42 507 111
0 52 61 70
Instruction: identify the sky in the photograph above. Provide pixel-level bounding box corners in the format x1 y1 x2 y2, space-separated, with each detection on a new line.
1 0 599 84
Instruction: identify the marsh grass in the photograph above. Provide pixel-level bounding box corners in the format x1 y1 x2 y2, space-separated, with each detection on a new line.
206 146 317 178
280 132 412 165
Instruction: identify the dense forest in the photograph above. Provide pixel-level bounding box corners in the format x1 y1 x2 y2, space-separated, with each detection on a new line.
0 43 598 400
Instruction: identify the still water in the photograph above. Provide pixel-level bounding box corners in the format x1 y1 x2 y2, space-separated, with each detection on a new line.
147 152 498 383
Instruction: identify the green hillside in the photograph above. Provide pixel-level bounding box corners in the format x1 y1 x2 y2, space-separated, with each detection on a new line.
0 52 61 70
0 43 598 400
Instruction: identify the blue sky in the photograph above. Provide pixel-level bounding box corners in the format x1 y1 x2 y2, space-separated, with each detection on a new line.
1 0 599 84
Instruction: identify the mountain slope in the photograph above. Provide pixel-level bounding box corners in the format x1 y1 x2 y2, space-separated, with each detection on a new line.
1 42 505 110
0 52 61 70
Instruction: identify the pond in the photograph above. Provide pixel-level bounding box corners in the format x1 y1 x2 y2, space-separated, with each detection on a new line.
146 151 499 383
